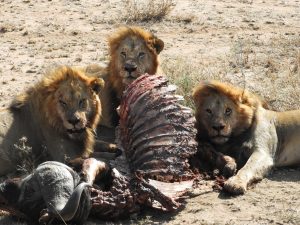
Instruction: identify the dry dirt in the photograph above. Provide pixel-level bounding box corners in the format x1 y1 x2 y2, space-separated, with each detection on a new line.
0 0 300 224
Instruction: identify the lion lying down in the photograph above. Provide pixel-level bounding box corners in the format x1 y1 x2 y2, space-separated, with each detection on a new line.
0 66 112 176
193 81 300 194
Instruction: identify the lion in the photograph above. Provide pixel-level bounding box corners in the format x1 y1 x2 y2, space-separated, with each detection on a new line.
85 26 164 128
192 80 300 194
0 66 105 176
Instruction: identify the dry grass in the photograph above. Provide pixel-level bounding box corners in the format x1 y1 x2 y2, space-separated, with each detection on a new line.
123 0 176 22
12 137 36 174
162 36 300 112
229 36 300 111
7 137 48 177
162 58 225 109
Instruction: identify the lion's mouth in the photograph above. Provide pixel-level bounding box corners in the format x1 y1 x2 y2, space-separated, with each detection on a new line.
124 71 141 80
67 128 86 134
123 76 137 85
126 76 136 80
211 135 229 144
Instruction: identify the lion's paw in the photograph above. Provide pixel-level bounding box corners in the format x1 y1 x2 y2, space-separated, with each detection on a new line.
216 155 236 178
223 176 247 195
223 162 237 178
222 156 237 177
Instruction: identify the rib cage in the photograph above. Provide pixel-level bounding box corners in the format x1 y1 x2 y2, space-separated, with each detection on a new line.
116 74 198 181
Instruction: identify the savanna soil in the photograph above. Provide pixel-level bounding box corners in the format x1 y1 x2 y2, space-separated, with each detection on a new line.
0 0 300 224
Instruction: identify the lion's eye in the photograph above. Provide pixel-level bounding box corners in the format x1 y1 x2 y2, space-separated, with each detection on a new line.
225 108 232 116
120 52 126 58
59 100 67 107
138 52 145 59
79 99 87 108
206 109 212 114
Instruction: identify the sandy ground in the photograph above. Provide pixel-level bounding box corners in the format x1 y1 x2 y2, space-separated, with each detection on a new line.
0 0 300 224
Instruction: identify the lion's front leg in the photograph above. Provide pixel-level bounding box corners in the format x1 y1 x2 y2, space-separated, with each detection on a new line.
224 151 274 194
198 143 237 177
200 144 236 176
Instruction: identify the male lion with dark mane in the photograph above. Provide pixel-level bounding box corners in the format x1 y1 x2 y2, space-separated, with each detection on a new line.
0 66 104 176
193 81 300 194
85 26 164 128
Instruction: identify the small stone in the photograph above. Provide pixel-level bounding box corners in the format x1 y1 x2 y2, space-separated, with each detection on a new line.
26 69 36 73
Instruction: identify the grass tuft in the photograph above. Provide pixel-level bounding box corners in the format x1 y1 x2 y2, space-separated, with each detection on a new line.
123 0 175 22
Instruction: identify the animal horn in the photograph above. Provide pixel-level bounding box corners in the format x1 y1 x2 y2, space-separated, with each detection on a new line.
53 182 91 222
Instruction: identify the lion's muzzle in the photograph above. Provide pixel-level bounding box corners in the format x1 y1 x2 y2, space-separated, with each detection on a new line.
64 112 88 138
124 61 138 73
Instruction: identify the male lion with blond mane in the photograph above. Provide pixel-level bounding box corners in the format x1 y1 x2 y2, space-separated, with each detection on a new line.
0 66 105 176
85 26 164 128
193 81 300 194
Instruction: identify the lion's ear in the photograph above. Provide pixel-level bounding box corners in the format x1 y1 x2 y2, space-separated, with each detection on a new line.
153 37 164 54
192 82 216 101
192 84 203 102
90 78 105 95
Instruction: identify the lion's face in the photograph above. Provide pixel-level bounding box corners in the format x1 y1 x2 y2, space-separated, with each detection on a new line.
116 36 157 85
109 27 164 89
35 68 105 140
193 81 258 145
114 36 162 85
196 93 240 144
54 77 103 139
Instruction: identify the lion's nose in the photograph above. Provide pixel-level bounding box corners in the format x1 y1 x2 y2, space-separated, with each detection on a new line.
68 117 80 125
124 62 137 73
212 124 225 131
